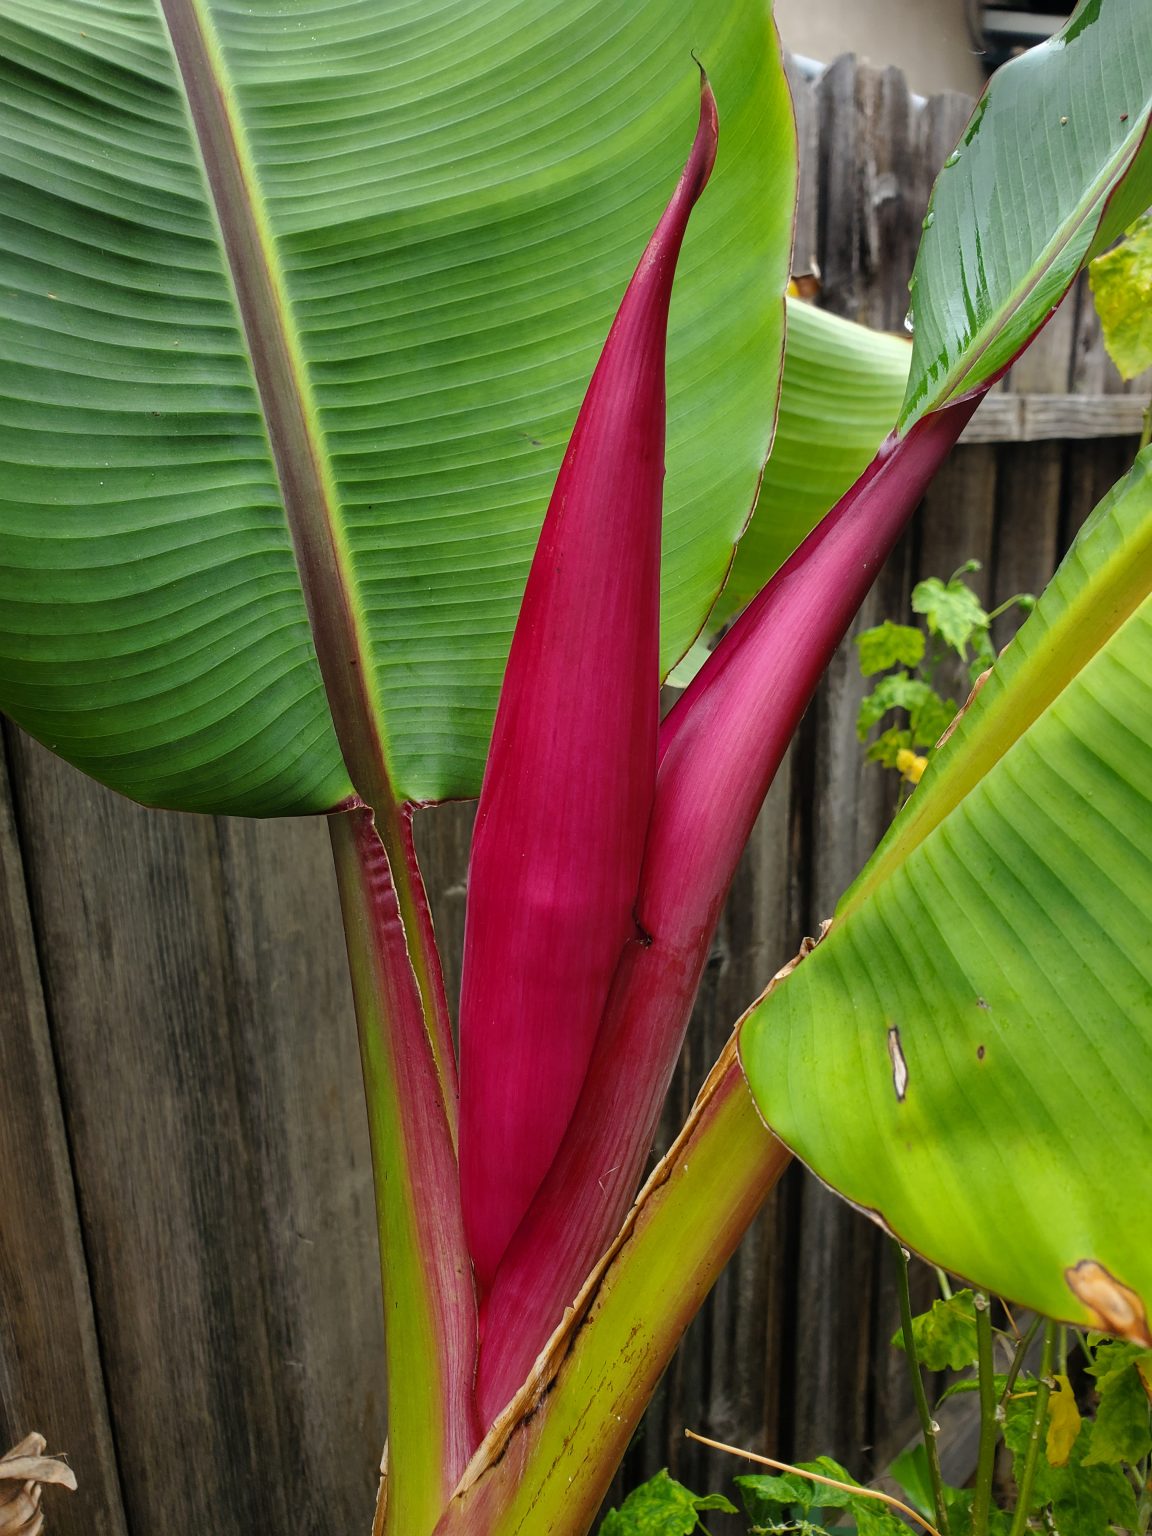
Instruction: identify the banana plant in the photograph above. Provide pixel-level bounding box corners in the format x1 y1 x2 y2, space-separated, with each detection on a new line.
2 3 1151 1536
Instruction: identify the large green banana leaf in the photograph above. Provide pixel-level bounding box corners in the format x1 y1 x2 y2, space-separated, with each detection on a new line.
902 0 1152 428
741 447 1152 1338
698 0 1152 637
0 0 794 815
711 299 911 629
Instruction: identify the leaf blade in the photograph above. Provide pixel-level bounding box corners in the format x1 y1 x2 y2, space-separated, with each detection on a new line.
901 0 1152 428
740 450 1152 1337
0 0 796 813
710 301 911 627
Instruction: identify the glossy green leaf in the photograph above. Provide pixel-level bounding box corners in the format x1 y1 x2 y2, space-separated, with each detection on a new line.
736 1461 906 1536
890 1290 979 1371
598 1470 736 1536
856 623 926 677
741 447 1152 1339
1090 212 1152 380
1003 1400 1139 1530
911 572 988 655
709 300 911 628
886 1444 935 1517
0 0 794 815
901 0 1152 428
1085 1341 1152 1464
736 1459 858 1519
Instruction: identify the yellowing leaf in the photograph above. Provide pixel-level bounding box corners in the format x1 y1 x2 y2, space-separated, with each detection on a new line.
1090 213 1152 381
1046 1373 1083 1467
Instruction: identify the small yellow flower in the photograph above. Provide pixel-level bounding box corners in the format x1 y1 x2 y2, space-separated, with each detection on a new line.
896 748 927 785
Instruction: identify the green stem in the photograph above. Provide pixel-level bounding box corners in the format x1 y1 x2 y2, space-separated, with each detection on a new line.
1001 1315 1044 1405
1140 398 1152 456
1137 1464 1152 1536
895 1242 950 1536
971 1293 998 1536
985 592 1032 624
1007 1321 1058 1536
329 807 478 1536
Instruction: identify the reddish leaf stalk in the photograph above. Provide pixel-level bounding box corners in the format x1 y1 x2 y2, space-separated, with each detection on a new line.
458 77 719 1291
476 392 983 1421
329 807 478 1531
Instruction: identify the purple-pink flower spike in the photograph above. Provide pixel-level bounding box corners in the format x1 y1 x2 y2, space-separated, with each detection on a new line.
475 392 984 1421
458 77 719 1292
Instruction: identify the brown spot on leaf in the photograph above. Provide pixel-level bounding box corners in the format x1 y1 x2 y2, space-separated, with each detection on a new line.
977 1044 985 1060
1066 1260 1152 1346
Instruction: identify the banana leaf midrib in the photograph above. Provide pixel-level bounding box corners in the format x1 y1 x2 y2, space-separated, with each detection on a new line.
908 157 1131 426
158 0 393 814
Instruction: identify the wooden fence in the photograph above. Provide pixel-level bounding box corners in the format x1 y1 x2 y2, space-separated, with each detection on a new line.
1 55 1147 1536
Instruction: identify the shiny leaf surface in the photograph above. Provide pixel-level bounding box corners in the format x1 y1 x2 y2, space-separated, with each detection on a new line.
710 300 910 629
901 0 1152 428
0 0 794 814
741 449 1152 1339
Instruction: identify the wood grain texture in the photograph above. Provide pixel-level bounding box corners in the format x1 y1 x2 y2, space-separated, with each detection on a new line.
213 813 386 1531
960 393 1148 442
412 803 476 1029
6 731 295 1536
5 732 385 1536
790 52 914 1471
786 56 820 282
0 734 126 1536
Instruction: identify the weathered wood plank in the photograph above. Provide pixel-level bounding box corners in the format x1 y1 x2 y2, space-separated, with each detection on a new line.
842 81 983 1480
1063 437 1140 541
412 801 477 1024
0 732 127 1536
988 444 1064 652
789 57 928 1476
914 444 1000 711
213 814 387 1532
655 755 801 1501
987 259 1071 649
816 55 865 322
960 392 1148 443
6 733 307 1536
793 555 906 1470
787 54 820 278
